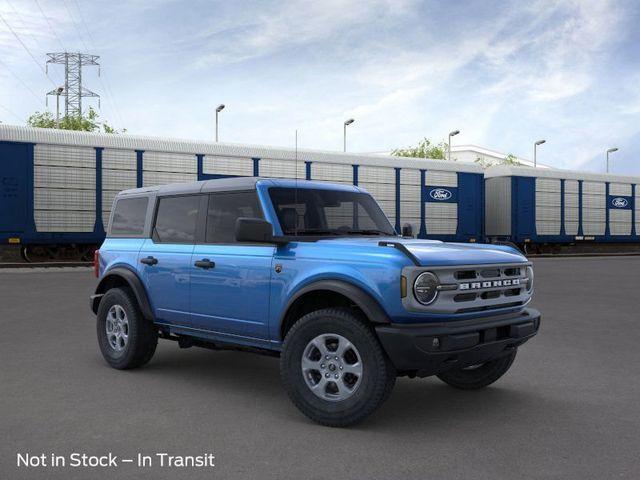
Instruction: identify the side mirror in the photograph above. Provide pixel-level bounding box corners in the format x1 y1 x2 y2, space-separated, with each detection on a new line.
401 223 413 238
235 217 277 243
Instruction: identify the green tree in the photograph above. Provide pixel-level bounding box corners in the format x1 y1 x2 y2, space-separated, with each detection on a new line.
27 107 125 133
392 138 449 160
474 152 522 168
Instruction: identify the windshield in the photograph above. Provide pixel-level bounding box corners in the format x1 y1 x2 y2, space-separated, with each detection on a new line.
268 187 396 237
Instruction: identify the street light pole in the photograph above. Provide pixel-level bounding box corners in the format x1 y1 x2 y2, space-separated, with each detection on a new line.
606 147 618 173
534 139 546 167
343 118 354 152
448 130 460 161
215 104 225 142
55 87 64 128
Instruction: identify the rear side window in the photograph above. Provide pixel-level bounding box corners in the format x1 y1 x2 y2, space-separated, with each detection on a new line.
154 195 200 243
110 197 148 236
206 191 263 243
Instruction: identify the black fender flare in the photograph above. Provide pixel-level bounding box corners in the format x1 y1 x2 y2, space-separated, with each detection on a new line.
91 267 154 321
280 279 391 329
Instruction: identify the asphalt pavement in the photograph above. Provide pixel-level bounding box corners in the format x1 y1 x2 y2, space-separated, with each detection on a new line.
1 257 639 479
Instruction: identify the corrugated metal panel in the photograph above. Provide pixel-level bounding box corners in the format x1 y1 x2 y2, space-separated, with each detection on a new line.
358 182 395 200
536 178 561 192
399 168 421 235
425 170 457 187
583 181 606 195
103 149 136 171
33 144 96 232
581 181 606 236
34 211 95 232
609 209 631 235
565 221 579 235
564 207 579 234
425 203 457 234
484 177 511 236
311 162 353 184
583 222 605 236
102 169 136 191
485 164 640 185
34 165 96 190
565 180 579 194
259 158 301 178
143 171 197 187
537 221 561 235
358 166 395 184
400 169 421 185
0 124 484 174
34 144 95 168
203 155 253 176
535 178 560 235
609 183 631 196
144 151 196 173
34 189 94 211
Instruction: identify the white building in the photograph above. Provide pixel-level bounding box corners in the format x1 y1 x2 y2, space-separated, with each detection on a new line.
365 144 551 169
450 145 550 169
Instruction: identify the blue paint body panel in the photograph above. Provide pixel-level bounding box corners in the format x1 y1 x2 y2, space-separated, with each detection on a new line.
98 179 530 353
0 142 29 234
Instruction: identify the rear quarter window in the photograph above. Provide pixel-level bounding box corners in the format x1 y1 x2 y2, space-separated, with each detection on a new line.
110 197 149 236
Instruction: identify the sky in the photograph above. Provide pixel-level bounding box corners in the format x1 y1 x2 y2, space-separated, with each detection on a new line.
1 0 639 175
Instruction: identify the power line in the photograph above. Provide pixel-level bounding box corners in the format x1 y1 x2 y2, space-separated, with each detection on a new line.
33 0 67 52
0 57 43 103
0 102 24 122
4 0 65 86
61 0 90 52
69 0 126 127
0 11 57 87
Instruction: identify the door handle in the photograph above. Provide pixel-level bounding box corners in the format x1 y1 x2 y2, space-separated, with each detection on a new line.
194 259 215 269
140 256 158 266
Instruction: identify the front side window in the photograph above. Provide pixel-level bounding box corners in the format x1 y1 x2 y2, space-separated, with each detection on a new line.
154 195 200 243
110 197 148 236
268 188 395 236
206 191 263 243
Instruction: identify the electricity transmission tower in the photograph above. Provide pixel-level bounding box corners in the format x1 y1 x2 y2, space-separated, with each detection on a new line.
46 53 100 118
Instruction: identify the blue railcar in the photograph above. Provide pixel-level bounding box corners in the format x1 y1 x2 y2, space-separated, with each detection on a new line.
485 165 640 249
0 125 484 260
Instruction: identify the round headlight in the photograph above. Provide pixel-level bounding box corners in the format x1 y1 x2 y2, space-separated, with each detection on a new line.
413 272 439 305
525 266 534 293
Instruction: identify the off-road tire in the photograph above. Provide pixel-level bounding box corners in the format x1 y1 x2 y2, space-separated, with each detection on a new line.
280 308 396 427
436 350 517 390
96 287 158 370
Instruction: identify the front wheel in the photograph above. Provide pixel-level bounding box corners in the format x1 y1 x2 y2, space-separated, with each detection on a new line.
280 308 396 427
436 350 517 390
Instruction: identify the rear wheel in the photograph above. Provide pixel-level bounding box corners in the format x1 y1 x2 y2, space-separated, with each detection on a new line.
436 350 517 390
280 308 395 427
96 287 158 369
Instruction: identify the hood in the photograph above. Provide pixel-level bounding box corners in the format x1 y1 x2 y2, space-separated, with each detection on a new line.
314 237 527 266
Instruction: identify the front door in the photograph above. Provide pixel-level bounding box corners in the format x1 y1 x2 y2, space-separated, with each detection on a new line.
190 191 274 341
139 194 202 326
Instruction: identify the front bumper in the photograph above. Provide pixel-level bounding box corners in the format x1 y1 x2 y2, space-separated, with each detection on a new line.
375 308 540 377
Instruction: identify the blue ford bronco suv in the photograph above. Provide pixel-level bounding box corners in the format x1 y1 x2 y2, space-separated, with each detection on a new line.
91 177 540 426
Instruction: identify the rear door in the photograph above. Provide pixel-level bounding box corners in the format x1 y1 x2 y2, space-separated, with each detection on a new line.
0 142 29 233
190 191 274 341
139 194 203 326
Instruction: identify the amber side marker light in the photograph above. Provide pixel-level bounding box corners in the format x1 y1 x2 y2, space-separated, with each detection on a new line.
8 237 20 244
400 276 407 298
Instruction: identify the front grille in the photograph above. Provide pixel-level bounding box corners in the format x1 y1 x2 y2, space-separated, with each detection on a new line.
403 262 532 315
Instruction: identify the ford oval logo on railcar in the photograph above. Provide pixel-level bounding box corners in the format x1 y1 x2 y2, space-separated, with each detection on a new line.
611 197 629 208
429 188 452 201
